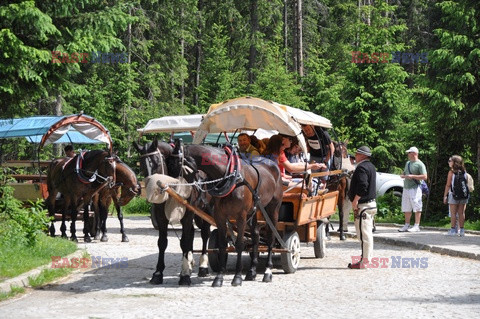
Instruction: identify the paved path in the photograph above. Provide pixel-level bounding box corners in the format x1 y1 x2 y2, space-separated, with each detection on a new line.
332 222 480 260
1 217 479 319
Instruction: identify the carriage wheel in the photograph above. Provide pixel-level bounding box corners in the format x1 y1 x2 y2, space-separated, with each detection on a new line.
314 221 326 258
280 231 300 274
207 229 227 273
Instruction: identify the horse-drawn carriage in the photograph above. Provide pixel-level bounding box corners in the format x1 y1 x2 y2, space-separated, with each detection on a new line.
137 97 340 286
0 114 137 242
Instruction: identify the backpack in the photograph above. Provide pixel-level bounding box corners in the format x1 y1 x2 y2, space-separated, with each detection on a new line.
451 172 469 200
407 162 429 195
466 173 475 192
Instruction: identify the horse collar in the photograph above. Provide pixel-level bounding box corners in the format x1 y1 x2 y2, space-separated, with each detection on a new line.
207 146 243 198
75 151 98 184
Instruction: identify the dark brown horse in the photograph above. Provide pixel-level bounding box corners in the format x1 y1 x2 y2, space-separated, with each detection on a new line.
327 141 354 240
91 157 141 242
46 150 116 242
133 138 212 285
168 141 284 287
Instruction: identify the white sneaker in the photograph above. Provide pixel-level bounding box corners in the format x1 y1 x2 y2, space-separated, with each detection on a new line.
398 224 410 232
458 228 465 237
407 225 420 232
447 228 458 236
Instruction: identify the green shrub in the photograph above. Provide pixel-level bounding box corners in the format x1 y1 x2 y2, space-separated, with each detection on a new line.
376 192 403 223
0 172 50 247
122 197 151 215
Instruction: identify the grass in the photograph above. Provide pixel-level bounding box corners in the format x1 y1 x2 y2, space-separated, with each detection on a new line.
0 285 25 301
28 267 74 288
0 234 77 280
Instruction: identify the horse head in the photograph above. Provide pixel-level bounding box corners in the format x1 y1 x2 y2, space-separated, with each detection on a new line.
115 158 141 206
134 137 173 177
167 138 197 183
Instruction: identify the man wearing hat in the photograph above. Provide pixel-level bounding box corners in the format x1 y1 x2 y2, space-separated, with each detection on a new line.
347 146 377 269
398 146 428 232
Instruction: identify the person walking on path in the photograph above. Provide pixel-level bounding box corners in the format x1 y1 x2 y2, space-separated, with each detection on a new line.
347 146 377 269
398 147 428 232
443 155 470 236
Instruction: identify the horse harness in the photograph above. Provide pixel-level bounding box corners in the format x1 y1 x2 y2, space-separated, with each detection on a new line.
74 151 116 188
140 148 166 176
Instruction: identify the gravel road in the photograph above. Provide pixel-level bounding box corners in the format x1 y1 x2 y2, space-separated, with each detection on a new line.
1 216 479 319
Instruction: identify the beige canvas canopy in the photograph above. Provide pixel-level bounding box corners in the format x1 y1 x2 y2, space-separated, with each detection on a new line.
192 96 332 154
137 114 205 135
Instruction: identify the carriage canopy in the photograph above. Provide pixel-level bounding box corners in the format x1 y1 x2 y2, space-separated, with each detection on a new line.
0 114 113 151
192 96 332 154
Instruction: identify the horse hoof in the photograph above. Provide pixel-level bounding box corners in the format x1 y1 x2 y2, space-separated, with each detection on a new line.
121 235 129 242
244 271 256 281
179 275 191 286
84 236 92 243
49 226 55 237
231 275 242 287
94 234 100 241
198 267 209 277
212 277 223 287
262 273 272 283
340 235 346 241
150 273 163 285
61 234 68 239
71 236 78 242
100 235 108 242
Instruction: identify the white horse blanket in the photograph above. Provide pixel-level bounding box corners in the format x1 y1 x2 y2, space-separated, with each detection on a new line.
144 174 192 224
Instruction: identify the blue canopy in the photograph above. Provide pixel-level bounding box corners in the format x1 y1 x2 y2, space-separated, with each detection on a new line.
0 115 111 147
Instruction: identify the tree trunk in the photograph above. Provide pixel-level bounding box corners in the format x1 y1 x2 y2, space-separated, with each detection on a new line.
248 0 258 85
54 94 62 157
297 0 303 77
292 0 298 74
194 0 203 108
180 7 185 105
284 0 288 71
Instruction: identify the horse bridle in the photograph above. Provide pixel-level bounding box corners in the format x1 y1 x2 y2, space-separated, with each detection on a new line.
140 148 166 176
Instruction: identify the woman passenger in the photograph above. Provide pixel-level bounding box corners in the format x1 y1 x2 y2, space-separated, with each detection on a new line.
264 134 325 186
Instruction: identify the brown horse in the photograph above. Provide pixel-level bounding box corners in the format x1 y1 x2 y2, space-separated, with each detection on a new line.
327 141 354 240
91 157 141 242
168 141 284 287
133 138 212 285
46 150 116 242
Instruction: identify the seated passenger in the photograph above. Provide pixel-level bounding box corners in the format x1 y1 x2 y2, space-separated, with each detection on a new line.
264 134 325 187
237 133 260 160
249 135 266 154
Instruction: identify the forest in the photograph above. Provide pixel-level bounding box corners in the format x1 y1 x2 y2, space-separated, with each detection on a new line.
0 0 479 221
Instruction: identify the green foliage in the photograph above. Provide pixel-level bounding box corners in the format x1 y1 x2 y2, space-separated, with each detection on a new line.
376 193 403 222
0 172 50 247
122 197 151 215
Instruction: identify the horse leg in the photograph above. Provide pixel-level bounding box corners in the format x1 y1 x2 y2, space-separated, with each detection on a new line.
114 198 129 242
93 199 101 240
83 203 92 243
195 216 210 277
338 204 346 241
60 198 69 239
151 203 168 285
47 194 56 237
70 203 78 242
231 217 245 287
179 210 195 286
263 202 280 283
212 221 227 287
245 214 258 281
100 201 109 242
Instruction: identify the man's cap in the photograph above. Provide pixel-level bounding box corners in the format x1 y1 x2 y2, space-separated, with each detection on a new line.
356 146 372 157
406 146 419 154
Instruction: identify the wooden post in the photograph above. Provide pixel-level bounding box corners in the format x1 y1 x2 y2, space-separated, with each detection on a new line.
156 180 217 227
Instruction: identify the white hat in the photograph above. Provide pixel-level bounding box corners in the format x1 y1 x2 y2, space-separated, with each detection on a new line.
406 146 419 154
